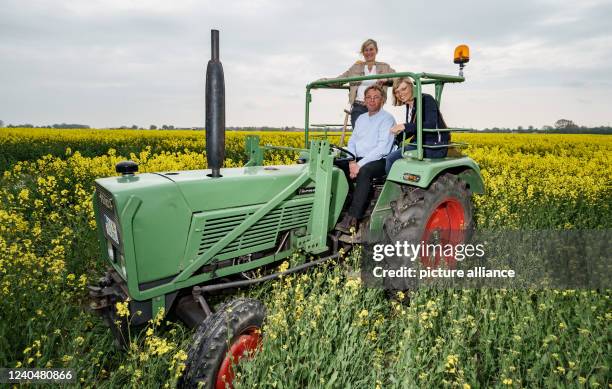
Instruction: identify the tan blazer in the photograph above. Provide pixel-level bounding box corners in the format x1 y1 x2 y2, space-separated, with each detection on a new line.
334 61 395 104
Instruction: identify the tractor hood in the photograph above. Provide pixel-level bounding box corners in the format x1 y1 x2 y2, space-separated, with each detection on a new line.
157 164 311 212
95 164 311 214
93 165 314 285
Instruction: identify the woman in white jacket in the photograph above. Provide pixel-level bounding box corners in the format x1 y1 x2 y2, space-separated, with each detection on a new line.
322 39 395 128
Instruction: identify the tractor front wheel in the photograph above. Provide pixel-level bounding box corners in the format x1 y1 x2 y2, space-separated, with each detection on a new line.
179 298 266 389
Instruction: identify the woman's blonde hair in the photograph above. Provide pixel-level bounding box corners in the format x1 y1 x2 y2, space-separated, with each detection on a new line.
392 77 414 106
360 39 378 54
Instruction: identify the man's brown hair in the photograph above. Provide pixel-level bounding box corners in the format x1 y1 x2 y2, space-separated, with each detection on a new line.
364 84 386 103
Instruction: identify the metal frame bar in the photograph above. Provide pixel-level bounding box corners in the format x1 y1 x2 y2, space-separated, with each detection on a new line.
193 252 341 293
422 128 471 133
305 88 312 146
305 141 333 253
174 170 310 283
307 71 464 89
261 145 308 152
304 71 465 158
245 135 309 167
435 82 444 105
416 77 423 159
401 142 469 149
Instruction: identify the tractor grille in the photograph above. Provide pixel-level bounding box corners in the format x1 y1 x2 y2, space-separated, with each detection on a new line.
197 202 312 256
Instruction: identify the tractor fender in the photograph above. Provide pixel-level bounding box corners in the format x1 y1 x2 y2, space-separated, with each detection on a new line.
385 156 485 194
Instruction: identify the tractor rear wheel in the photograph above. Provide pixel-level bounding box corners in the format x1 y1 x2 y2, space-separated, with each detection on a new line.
179 298 266 389
383 173 473 290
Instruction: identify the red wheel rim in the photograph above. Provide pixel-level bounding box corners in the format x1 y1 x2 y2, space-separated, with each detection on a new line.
421 198 465 269
216 327 261 389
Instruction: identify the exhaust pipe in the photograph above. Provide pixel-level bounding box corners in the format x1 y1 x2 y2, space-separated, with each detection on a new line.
205 29 225 178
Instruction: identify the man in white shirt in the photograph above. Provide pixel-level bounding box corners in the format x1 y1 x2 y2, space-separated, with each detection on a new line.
336 84 396 240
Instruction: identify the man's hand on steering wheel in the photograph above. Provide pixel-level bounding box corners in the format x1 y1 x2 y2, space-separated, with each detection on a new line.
330 144 356 162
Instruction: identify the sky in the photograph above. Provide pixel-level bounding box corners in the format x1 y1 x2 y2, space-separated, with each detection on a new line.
1 0 611 129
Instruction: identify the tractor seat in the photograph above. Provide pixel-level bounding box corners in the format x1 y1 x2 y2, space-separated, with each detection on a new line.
372 176 387 186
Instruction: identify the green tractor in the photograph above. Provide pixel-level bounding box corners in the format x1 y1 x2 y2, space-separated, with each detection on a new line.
88 31 483 388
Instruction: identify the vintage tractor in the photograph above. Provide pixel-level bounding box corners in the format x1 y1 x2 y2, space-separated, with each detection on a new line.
88 31 483 388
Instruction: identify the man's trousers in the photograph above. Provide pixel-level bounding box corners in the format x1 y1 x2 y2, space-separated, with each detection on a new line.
335 158 386 219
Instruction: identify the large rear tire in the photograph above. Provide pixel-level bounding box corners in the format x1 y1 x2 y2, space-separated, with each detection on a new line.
179 298 266 389
383 173 474 290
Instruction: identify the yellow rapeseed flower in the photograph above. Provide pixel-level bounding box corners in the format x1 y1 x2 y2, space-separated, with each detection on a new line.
115 301 130 318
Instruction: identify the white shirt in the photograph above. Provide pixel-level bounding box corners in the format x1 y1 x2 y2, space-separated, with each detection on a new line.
355 64 377 102
348 109 396 167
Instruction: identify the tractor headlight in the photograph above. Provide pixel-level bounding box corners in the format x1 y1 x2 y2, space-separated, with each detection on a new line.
103 214 120 246
107 240 115 262
119 254 127 277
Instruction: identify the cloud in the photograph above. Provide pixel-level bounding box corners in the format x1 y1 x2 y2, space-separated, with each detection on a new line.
0 0 610 128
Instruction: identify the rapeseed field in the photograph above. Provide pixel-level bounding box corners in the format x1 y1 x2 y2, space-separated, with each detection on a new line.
0 128 609 387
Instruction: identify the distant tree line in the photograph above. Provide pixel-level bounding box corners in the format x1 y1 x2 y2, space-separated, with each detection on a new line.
473 119 611 134
473 127 611 134
0 119 609 134
1 122 90 129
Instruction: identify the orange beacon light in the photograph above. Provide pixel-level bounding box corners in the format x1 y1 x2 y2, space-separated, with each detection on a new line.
454 45 470 76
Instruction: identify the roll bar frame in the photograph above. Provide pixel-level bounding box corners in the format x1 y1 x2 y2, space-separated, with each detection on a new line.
305 71 466 160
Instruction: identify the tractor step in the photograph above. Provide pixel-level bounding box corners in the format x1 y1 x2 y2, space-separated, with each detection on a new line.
338 231 362 244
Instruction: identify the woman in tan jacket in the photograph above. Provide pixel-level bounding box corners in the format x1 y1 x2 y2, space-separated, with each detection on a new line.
323 39 395 128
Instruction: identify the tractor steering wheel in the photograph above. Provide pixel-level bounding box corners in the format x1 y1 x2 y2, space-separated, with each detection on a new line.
330 144 356 163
